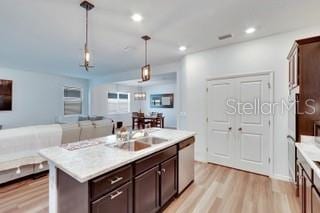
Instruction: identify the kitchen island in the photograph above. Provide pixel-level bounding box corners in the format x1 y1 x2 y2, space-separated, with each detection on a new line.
39 128 196 213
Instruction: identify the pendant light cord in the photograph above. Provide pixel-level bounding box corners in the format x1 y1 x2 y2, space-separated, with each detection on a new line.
85 8 89 50
145 40 147 65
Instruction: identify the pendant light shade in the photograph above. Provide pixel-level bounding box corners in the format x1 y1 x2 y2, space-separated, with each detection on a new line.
141 64 151 81
134 92 146 101
141 35 151 81
134 81 146 101
80 1 95 72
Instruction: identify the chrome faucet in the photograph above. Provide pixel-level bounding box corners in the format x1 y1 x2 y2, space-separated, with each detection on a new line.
130 129 149 139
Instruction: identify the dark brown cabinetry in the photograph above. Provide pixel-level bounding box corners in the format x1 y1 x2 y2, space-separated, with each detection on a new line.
90 165 132 200
288 36 320 141
160 157 178 206
134 148 178 213
91 181 133 213
56 137 193 213
134 166 160 213
296 148 320 213
303 171 312 213
88 144 179 213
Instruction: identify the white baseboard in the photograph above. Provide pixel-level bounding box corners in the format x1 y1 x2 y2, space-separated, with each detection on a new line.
195 152 207 163
271 174 292 182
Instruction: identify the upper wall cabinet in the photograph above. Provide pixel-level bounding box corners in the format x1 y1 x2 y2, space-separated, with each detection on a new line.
288 36 320 139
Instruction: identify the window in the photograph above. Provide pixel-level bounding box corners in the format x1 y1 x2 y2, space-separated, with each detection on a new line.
107 92 130 114
64 87 82 115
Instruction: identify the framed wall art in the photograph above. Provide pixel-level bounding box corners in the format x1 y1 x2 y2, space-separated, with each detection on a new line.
150 93 174 108
0 79 13 111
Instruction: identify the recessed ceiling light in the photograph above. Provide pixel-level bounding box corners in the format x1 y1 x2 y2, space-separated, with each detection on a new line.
131 13 143 22
179 46 187 52
245 27 256 34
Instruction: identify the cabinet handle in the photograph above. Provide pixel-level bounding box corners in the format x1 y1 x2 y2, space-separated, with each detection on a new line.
162 169 166 174
157 171 162 176
228 127 232 131
109 190 123 200
110 176 123 185
238 127 242 131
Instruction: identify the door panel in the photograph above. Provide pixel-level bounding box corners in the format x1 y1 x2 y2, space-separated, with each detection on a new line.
208 130 230 157
160 157 177 206
207 74 271 176
240 133 262 163
134 166 160 213
235 75 270 175
207 79 234 167
239 81 262 125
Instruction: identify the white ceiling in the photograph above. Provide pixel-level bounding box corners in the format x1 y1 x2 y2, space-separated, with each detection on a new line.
116 72 176 87
1 0 320 79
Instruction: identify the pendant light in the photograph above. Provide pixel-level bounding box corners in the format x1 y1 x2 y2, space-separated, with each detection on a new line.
141 35 151 81
134 82 146 101
80 1 95 71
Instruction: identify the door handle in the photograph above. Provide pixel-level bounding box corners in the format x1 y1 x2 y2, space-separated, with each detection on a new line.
238 127 242 131
110 176 123 185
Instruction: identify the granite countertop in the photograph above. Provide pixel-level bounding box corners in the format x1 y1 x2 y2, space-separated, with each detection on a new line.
296 136 320 179
39 129 196 183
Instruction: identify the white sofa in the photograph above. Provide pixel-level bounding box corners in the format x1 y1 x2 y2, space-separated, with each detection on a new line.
0 120 114 184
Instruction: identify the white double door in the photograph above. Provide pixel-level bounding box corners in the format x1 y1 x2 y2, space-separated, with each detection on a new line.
207 74 271 175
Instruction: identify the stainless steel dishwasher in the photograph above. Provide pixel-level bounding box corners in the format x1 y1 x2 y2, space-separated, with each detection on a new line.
178 137 195 194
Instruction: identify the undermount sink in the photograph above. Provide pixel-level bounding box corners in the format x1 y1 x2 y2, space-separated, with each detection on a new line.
135 137 168 145
107 137 168 152
111 141 151 152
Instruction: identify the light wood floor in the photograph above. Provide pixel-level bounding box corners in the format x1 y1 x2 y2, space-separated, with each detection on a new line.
0 162 300 213
165 163 300 213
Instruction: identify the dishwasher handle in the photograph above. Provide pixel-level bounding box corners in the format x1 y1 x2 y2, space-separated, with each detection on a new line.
178 137 195 150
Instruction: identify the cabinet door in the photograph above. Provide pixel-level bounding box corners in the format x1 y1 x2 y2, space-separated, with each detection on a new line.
91 181 132 213
160 156 178 206
304 171 312 213
134 165 160 213
312 187 320 213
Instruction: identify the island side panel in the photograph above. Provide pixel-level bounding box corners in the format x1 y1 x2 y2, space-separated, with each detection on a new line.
57 169 89 213
49 162 58 213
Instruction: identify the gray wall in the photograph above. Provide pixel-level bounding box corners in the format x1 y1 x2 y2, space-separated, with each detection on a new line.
0 67 89 129
142 83 177 128
90 83 141 127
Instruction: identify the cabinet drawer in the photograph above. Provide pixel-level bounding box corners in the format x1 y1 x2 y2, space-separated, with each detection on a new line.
91 165 132 200
297 150 313 180
135 146 177 176
91 181 132 213
314 173 320 193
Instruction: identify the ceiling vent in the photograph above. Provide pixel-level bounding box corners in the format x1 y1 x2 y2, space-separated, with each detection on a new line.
218 34 233 40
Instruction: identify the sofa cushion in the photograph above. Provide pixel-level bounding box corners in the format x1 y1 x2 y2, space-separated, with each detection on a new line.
79 121 94 140
92 120 114 138
61 123 81 144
